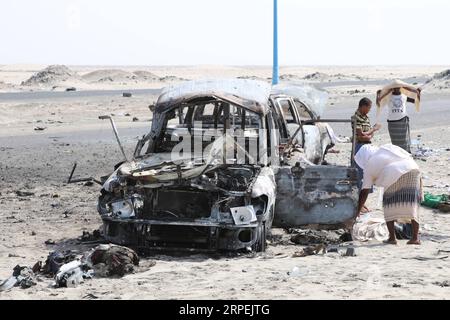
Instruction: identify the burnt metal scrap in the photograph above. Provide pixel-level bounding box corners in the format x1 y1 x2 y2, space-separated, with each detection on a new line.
67 162 102 185
95 79 358 252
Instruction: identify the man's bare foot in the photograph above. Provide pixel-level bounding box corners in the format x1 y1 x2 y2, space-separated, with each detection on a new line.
407 239 421 245
383 239 398 245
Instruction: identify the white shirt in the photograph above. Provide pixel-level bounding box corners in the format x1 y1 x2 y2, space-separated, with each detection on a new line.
362 146 419 190
387 94 408 121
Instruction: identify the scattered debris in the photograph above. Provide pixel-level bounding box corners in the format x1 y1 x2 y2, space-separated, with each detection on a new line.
422 193 449 209
394 223 412 240
83 244 140 277
15 190 35 197
328 149 340 154
2 245 143 290
51 202 61 208
402 256 448 261
339 232 353 242
292 244 327 257
44 239 56 245
347 89 366 95
288 266 309 277
0 265 36 291
437 203 450 213
433 280 450 287
32 261 42 273
43 250 78 275
290 229 346 246
27 245 141 288
67 162 102 185
79 229 103 243
344 247 356 257
54 260 93 288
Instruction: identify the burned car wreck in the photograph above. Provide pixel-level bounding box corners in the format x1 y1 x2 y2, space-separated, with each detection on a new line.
97 80 358 252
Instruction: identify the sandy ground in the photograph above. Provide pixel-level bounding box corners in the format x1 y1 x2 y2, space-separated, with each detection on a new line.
1 65 450 300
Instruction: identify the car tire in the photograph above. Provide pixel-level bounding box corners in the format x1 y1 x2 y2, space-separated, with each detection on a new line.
252 222 266 252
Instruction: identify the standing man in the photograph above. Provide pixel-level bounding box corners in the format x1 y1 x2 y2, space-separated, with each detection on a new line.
352 98 381 192
377 81 422 153
355 144 422 245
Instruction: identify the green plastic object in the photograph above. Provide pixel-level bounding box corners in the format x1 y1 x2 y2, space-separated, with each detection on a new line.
421 193 448 208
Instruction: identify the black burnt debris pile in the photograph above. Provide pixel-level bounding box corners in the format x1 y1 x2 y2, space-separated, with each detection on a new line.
289 229 352 246
79 229 103 243
0 244 152 292
0 265 37 291
288 229 356 258
267 227 355 258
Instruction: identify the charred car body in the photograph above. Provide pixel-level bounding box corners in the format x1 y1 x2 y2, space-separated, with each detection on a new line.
97 80 358 252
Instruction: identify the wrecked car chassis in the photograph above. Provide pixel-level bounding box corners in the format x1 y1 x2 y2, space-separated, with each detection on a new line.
98 164 272 252
96 80 358 253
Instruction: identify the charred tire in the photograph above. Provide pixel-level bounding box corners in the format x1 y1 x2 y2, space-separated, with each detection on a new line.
265 204 275 236
252 222 266 252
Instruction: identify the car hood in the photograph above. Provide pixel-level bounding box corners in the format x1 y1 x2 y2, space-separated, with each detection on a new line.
103 134 255 190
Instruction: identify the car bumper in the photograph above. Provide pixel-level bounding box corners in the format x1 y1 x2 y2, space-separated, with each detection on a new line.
101 217 260 252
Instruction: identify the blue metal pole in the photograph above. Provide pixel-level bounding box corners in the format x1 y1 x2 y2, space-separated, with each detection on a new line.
272 0 279 85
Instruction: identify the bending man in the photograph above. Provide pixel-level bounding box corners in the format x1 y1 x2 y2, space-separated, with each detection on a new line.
355 144 422 245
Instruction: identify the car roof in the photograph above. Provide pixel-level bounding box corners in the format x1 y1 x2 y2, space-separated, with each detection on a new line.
156 79 272 115
155 79 328 117
271 84 328 117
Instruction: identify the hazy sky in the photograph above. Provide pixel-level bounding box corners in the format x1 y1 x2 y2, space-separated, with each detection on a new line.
1 0 449 65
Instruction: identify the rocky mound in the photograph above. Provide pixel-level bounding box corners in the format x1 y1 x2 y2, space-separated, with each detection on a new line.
425 69 450 90
21 65 81 86
434 69 450 80
82 69 170 83
82 69 137 83
302 72 365 82
159 75 187 82
237 75 269 82
303 72 329 81
132 70 159 81
280 74 304 81
0 81 15 90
